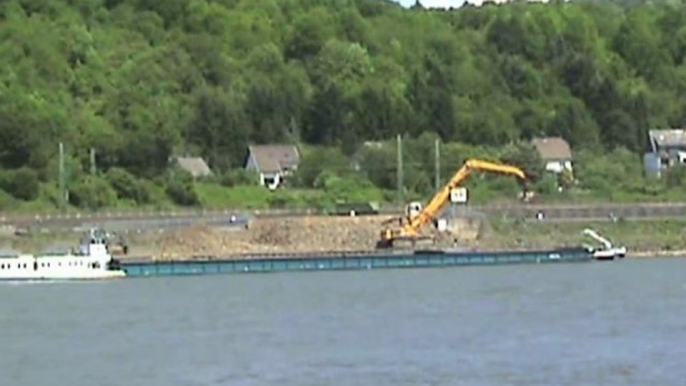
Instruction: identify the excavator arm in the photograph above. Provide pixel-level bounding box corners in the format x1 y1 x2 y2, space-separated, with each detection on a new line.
378 158 527 248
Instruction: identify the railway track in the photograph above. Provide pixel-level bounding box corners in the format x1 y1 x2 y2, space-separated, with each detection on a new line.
2 202 686 233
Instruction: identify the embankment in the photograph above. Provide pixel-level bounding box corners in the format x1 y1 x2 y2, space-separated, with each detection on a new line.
132 215 686 259
2 215 685 259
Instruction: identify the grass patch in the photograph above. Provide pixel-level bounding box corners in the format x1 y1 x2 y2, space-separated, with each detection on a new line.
195 184 274 209
195 183 332 209
486 218 686 252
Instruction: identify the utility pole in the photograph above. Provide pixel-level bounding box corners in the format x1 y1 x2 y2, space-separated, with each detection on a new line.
58 142 66 208
434 138 441 192
90 148 97 175
396 134 404 205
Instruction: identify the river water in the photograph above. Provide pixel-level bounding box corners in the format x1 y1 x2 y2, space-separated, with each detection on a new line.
1 258 685 386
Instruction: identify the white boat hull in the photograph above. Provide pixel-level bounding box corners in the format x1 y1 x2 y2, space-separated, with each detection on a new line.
0 270 126 281
0 236 126 281
593 247 627 260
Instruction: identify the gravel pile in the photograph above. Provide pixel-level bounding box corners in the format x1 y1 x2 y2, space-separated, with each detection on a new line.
155 216 390 258
153 215 483 259
246 216 384 253
155 225 236 260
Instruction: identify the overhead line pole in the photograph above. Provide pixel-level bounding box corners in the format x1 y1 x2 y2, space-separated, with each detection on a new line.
90 148 97 175
59 142 66 208
397 134 404 205
434 137 440 192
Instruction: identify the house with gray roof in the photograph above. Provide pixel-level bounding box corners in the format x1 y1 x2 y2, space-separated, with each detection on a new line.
531 137 573 174
244 144 300 189
644 129 686 177
172 156 212 178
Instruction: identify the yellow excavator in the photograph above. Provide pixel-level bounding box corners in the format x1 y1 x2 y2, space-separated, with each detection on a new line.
377 158 527 249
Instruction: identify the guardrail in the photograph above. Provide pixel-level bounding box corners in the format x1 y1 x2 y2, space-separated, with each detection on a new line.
0 206 408 226
0 206 397 222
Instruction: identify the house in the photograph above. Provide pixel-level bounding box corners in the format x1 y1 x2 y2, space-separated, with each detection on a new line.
411 0 554 9
245 144 300 189
531 137 573 174
644 129 686 178
172 156 212 178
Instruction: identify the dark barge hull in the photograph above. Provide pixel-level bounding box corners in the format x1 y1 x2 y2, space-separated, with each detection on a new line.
120 247 594 278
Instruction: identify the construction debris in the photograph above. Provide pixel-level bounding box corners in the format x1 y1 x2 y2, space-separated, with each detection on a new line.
152 215 483 260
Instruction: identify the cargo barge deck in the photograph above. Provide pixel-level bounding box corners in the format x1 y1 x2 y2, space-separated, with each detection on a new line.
119 246 595 278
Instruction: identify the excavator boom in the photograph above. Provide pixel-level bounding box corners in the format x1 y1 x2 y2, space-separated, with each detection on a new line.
378 158 527 248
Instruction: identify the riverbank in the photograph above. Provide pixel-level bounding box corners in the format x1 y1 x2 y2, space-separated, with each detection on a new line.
628 250 686 258
1 215 685 259
490 218 686 258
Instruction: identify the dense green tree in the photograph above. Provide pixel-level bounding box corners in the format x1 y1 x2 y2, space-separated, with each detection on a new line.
105 167 151 204
165 169 199 206
0 167 40 201
187 87 250 171
69 175 118 209
3 0 686 208
293 147 351 188
500 141 545 183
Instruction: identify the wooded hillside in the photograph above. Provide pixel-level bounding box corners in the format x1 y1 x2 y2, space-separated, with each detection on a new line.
1 0 685 209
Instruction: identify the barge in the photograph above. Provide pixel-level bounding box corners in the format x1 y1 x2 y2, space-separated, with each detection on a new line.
120 246 594 278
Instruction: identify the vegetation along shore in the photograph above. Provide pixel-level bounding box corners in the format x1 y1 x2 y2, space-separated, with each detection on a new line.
3 0 686 213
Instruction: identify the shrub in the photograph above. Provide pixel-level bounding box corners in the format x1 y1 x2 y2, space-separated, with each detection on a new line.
533 173 559 195
499 141 544 183
665 165 686 188
69 176 118 209
0 188 15 210
220 169 260 187
0 167 40 201
165 170 200 206
38 183 64 207
293 147 351 188
105 167 151 204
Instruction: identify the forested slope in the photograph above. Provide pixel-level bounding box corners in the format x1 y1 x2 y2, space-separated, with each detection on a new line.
1 0 685 209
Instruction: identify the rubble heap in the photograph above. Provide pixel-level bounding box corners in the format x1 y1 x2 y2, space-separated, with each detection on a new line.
152 215 484 260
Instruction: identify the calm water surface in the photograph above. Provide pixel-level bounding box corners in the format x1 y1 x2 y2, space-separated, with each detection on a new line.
2 258 685 386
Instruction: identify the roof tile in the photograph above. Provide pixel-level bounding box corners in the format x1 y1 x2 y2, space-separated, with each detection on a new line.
531 137 572 160
248 145 300 173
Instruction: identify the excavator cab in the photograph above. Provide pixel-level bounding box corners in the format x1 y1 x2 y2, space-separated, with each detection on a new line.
405 202 423 219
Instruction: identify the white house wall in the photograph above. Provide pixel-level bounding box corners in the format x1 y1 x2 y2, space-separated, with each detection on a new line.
260 172 281 190
545 161 573 174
